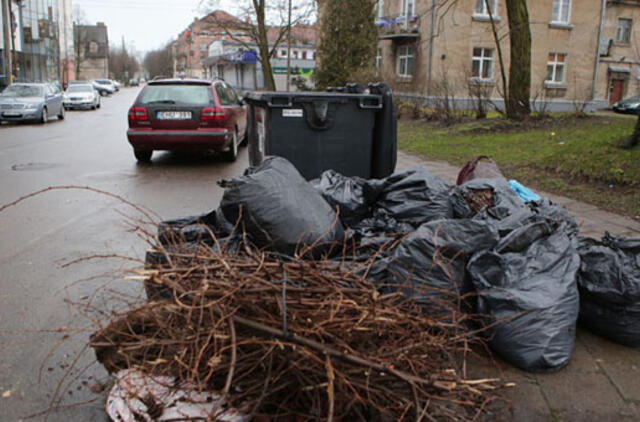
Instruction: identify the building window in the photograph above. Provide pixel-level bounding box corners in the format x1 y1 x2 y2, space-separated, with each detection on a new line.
280 49 287 57
401 0 415 17
293 50 298 59
474 0 496 16
396 45 414 77
377 0 384 18
89 41 98 54
546 53 566 83
617 18 632 44
376 47 383 69
302 51 307 59
471 47 494 79
551 0 571 24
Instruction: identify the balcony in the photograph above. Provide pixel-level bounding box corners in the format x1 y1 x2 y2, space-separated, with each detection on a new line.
377 14 421 40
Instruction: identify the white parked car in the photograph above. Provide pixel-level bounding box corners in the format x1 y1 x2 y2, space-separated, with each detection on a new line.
63 84 101 110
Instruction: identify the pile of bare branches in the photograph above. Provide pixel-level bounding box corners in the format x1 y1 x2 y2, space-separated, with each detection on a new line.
90 235 510 421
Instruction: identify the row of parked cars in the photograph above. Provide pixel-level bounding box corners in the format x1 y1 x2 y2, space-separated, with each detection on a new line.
0 79 121 124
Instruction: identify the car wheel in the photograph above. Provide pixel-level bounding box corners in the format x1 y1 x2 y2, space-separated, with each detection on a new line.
57 105 65 120
40 107 48 124
97 101 101 109
134 149 153 162
223 131 238 162
99 90 107 97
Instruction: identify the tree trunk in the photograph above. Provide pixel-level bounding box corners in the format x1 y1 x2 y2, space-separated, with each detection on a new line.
629 113 640 148
506 0 531 120
254 0 276 91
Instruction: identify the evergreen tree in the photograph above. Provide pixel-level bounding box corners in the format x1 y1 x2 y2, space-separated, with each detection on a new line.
314 0 378 89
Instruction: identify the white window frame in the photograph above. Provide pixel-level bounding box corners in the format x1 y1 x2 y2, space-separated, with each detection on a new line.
474 0 497 17
377 0 385 19
551 0 571 24
546 52 567 84
376 47 383 70
617 18 632 44
396 45 414 77
471 47 494 80
401 0 415 17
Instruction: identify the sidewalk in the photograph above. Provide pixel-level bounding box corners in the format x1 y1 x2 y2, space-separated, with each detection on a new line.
397 151 640 422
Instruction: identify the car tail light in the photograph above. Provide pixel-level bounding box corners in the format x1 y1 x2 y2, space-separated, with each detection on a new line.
201 107 226 121
128 107 148 121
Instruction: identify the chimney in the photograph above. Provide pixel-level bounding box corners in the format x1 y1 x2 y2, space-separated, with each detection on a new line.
97 22 105 27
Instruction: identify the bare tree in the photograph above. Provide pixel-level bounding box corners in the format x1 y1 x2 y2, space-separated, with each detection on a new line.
203 0 316 90
144 43 174 79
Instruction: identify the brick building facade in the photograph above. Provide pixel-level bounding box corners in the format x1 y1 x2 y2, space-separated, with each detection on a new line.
319 0 640 110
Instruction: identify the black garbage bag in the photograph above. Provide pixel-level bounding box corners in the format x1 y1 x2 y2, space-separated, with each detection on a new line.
577 234 640 348
365 166 454 226
467 220 580 372
157 208 234 247
451 178 529 219
352 209 413 239
312 170 371 227
452 178 534 236
529 199 579 238
372 219 500 306
219 156 344 255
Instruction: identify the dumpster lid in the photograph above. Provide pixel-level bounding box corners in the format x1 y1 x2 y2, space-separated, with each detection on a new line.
245 91 383 109
245 91 382 103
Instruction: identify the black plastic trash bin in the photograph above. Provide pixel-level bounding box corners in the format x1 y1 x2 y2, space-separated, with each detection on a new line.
245 83 396 180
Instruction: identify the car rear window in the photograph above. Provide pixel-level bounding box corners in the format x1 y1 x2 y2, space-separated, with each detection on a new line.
139 85 212 106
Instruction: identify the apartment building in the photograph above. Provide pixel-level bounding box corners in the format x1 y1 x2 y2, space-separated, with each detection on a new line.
172 10 251 79
372 0 640 110
205 23 317 91
74 22 108 80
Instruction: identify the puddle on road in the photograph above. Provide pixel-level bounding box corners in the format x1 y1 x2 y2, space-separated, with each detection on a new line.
79 171 138 181
11 162 62 171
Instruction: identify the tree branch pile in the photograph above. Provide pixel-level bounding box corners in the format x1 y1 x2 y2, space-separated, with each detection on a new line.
90 235 510 421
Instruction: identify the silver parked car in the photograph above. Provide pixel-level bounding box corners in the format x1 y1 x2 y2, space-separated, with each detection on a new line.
63 84 101 110
93 79 117 95
0 83 64 124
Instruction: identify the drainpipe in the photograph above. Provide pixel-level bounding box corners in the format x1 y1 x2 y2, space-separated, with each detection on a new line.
591 0 606 102
426 0 435 95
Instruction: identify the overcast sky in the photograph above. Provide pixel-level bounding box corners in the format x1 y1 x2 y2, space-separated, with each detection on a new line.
74 0 315 55
74 0 237 54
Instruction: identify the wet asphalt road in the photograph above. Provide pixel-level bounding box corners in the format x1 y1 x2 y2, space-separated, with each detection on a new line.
0 87 249 421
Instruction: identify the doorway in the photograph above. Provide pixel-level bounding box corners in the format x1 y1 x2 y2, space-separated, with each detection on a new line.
609 79 625 105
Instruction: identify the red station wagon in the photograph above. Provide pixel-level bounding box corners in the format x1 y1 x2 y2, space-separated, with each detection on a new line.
127 78 248 162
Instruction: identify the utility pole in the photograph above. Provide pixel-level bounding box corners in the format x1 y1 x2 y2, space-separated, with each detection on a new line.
2 0 13 85
285 0 291 91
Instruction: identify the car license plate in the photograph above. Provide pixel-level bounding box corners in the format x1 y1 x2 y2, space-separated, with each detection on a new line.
157 111 192 120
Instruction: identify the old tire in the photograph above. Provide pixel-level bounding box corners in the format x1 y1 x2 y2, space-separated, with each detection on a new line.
134 149 153 162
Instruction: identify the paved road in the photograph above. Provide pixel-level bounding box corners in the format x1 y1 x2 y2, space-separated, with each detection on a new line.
0 88 249 421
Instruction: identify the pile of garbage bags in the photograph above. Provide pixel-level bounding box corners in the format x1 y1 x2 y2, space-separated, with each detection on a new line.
153 156 640 373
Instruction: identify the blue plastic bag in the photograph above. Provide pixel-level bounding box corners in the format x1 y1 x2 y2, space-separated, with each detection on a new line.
509 180 541 203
